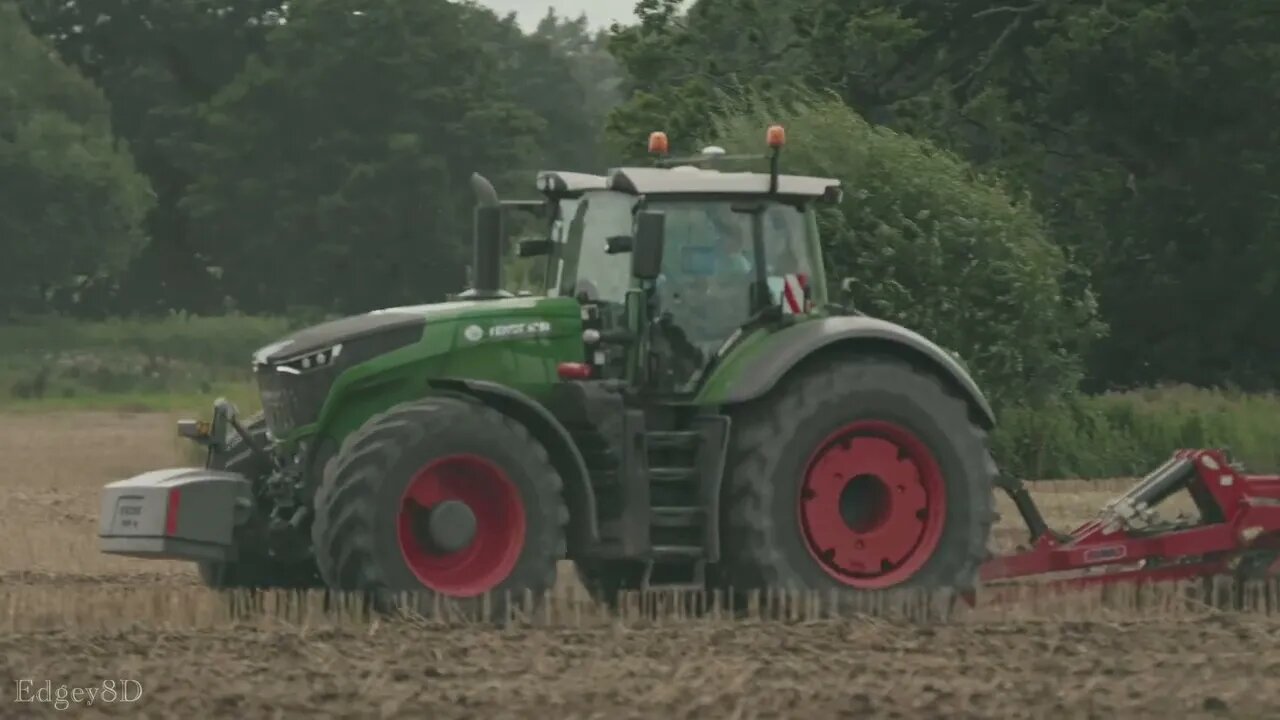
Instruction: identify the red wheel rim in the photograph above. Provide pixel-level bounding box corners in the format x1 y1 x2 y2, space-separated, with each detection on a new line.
797 420 946 589
395 454 526 596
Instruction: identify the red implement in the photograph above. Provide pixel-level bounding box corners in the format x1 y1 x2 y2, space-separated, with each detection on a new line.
979 449 1280 594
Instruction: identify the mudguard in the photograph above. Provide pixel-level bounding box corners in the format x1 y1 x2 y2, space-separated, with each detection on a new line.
98 468 253 562
427 378 600 547
713 315 998 428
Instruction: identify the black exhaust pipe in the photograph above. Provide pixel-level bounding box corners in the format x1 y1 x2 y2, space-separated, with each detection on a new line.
468 173 504 299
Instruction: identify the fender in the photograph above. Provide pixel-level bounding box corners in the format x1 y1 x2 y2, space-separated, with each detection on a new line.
427 378 600 549
717 315 997 428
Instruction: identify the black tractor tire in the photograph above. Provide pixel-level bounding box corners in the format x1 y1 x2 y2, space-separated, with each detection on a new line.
717 353 997 599
310 395 568 618
196 412 325 590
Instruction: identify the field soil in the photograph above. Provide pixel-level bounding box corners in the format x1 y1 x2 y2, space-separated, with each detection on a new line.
1 411 1277 718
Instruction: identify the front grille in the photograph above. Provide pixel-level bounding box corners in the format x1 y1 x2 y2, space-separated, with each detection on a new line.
255 324 424 437
257 364 339 437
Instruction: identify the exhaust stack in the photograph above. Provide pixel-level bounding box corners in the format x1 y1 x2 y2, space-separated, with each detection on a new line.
468 173 504 299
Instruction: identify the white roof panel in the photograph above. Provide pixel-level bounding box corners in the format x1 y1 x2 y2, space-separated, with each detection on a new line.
536 171 608 196
607 166 841 198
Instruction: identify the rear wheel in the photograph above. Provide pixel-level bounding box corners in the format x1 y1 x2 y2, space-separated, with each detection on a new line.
197 413 323 590
311 396 567 616
718 354 996 597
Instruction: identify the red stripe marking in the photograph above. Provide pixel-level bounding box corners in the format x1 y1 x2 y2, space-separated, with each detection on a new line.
797 273 813 311
165 488 181 536
782 274 803 313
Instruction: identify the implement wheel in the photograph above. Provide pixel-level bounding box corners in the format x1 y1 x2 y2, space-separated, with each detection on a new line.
719 354 996 596
311 396 567 617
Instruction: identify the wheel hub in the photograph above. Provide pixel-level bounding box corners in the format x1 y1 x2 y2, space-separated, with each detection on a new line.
839 474 891 533
798 420 947 589
411 500 478 555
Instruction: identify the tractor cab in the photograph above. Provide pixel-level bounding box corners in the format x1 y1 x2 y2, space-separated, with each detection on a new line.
530 127 844 395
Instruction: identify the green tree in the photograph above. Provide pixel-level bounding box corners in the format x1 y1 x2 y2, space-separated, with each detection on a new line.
530 10 625 171
180 0 547 314
18 0 286 315
789 0 1280 390
714 94 1104 407
0 2 154 316
604 0 806 158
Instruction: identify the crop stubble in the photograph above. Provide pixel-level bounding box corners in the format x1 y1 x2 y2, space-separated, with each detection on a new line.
0 412 1276 719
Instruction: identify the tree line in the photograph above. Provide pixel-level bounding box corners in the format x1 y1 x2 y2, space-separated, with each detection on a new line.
5 0 1278 401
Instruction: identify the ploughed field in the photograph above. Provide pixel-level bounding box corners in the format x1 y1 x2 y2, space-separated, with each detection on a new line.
2 412 1278 718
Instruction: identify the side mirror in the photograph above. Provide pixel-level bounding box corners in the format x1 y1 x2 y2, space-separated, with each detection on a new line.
605 235 633 254
517 238 553 258
631 211 666 281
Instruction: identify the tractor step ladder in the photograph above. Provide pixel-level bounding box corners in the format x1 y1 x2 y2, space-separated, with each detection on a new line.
640 419 730 591
572 413 730 592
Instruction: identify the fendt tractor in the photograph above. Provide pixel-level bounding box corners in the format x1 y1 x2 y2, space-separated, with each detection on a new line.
98 126 1280 612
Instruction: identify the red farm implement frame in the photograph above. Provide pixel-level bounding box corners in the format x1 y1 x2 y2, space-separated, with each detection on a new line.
979 449 1280 593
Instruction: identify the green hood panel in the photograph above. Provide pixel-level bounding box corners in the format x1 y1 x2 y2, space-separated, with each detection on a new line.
297 295 586 442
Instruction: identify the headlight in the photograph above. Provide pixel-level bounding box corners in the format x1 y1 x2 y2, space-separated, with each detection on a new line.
274 344 343 375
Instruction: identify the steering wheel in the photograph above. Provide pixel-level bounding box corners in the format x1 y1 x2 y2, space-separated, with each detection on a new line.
660 273 750 344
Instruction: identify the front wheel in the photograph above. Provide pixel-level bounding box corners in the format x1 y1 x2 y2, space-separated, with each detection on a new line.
718 354 997 596
310 396 568 617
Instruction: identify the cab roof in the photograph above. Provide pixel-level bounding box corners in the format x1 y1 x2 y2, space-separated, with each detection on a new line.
606 166 842 200
536 171 607 197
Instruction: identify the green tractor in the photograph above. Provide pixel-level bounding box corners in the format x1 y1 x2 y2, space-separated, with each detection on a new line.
98 126 997 607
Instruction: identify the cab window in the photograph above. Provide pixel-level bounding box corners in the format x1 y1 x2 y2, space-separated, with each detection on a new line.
558 190 637 305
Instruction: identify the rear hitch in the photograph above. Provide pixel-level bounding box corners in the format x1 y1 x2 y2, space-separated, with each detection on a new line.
994 473 1070 545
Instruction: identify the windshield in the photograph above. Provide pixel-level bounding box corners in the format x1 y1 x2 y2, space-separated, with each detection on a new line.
649 198 820 344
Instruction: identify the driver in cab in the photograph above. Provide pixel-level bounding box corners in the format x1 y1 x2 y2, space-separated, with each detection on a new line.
656 206 755 343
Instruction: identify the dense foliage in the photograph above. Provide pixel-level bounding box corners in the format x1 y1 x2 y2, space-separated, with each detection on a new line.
0 4 153 315
180 0 551 314
15 0 616 316
7 0 1279 405
606 0 1280 393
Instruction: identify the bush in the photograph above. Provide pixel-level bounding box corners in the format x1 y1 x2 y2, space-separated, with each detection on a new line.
711 92 1105 410
0 313 301 402
993 386 1280 479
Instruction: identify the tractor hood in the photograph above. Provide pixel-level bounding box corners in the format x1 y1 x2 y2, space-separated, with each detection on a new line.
251 311 426 366
251 296 569 366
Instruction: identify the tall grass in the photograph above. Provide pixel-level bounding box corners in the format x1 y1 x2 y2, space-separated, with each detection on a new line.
995 386 1280 479
0 313 297 408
